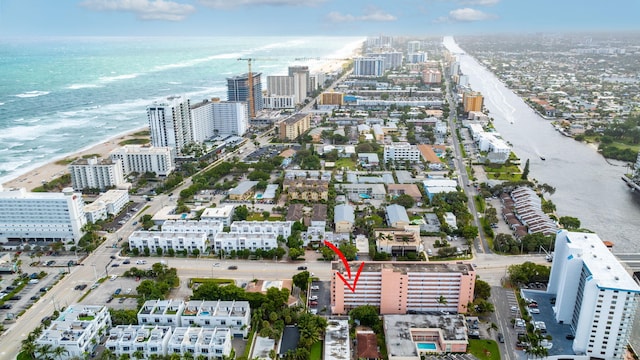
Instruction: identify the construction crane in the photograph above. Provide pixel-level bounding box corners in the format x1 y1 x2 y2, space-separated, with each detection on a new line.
236 57 278 118
236 58 258 119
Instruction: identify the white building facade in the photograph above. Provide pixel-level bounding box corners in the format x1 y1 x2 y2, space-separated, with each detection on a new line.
383 142 423 163
84 189 129 223
110 145 175 177
213 232 278 253
200 205 235 226
106 325 173 358
128 231 209 254
548 230 640 359
229 221 292 238
36 305 111 359
138 299 251 338
148 97 192 155
161 220 224 239
353 58 385 77
68 157 125 191
0 186 86 244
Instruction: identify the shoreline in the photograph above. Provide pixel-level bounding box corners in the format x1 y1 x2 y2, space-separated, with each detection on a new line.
1 39 365 193
1 126 148 191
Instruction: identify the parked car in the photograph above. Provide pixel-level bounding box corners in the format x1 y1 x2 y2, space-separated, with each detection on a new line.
297 266 307 270
136 260 147 265
0 304 12 309
30 296 40 301
309 295 318 301
106 297 114 303
529 308 540 314
497 333 504 343
310 285 320 291
309 301 318 306
10 296 21 301
122 259 130 264
566 334 575 340
111 263 119 267
114 288 122 295
125 288 132 295
228 265 238 270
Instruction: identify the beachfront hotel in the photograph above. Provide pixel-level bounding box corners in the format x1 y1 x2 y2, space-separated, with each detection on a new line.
110 145 175 177
0 186 86 245
147 96 193 156
68 157 125 191
331 261 476 315
547 230 640 359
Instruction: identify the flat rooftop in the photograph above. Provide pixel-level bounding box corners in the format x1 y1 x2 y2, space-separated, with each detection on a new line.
332 261 474 274
384 314 468 358
564 231 640 292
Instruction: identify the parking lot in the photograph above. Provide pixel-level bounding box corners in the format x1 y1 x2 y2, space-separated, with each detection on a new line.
308 280 331 315
521 289 574 356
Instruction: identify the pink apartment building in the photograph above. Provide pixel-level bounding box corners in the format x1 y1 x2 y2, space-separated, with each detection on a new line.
331 262 476 315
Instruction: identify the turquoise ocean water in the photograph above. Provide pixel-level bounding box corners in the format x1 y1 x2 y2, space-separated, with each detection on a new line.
0 36 364 183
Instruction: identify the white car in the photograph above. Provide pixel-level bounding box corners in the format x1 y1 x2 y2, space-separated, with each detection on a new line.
110 275 118 281
309 295 318 301
125 288 132 295
529 308 540 314
135 260 146 265
310 285 320 291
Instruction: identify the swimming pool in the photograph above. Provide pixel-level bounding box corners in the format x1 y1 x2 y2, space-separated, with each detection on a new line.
416 342 437 351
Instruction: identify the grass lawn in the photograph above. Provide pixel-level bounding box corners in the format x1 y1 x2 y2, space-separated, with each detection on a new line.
468 339 501 360
119 138 149 146
310 341 322 360
335 158 356 170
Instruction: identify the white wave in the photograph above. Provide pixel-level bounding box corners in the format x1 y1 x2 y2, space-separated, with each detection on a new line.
99 73 139 83
67 83 102 90
0 159 32 173
0 148 9 152
14 90 50 98
152 52 242 73
168 81 182 85
0 102 4 106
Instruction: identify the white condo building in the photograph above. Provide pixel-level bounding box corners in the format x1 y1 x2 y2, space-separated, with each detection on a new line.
383 142 423 163
128 231 209 254
83 189 129 223
353 57 385 77
548 230 640 359
36 305 111 359
266 75 294 96
263 95 295 110
138 299 251 338
200 205 235 226
190 99 249 138
229 221 293 238
110 145 175 177
68 157 125 191
106 325 173 359
0 186 86 245
148 96 192 155
213 232 278 253
168 327 232 359
161 220 224 238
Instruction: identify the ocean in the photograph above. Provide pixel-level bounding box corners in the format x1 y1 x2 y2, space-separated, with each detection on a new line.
0 36 364 184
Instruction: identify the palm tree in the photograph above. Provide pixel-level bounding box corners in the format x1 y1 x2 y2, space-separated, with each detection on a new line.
132 350 144 359
21 337 37 359
53 346 69 360
436 295 448 312
37 343 54 360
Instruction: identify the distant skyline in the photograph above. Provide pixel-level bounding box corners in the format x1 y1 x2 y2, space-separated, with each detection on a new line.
1 0 639 38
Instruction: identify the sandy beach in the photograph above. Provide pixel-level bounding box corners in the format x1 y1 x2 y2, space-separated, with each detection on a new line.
2 128 148 191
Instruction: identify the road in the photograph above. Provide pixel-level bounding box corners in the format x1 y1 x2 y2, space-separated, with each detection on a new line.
443 69 490 254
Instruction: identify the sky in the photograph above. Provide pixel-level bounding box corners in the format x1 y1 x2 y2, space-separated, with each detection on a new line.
0 0 639 37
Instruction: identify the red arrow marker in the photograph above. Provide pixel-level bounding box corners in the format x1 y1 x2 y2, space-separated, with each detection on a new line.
324 240 365 293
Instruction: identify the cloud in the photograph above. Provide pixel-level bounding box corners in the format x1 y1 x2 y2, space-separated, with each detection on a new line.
198 0 326 9
326 7 397 23
458 0 499 5
437 7 497 22
80 0 195 21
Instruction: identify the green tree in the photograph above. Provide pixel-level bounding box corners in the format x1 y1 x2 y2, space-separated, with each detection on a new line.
521 159 530 180
292 271 310 290
559 216 581 230
338 242 358 261
391 194 415 208
436 295 448 311
350 305 380 328
233 205 249 221
474 279 491 300
288 248 304 260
